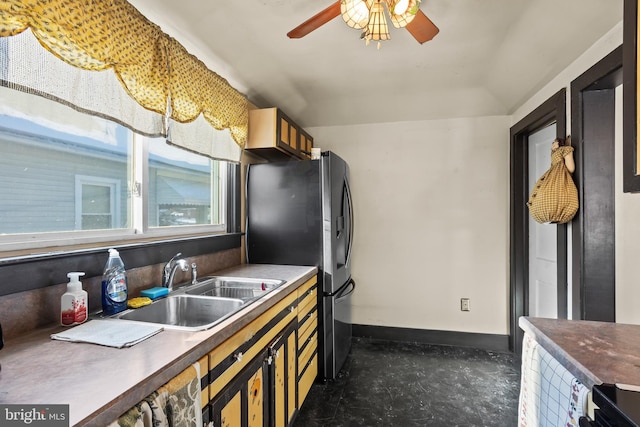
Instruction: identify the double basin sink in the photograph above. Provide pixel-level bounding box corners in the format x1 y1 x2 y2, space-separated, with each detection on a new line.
114 276 286 331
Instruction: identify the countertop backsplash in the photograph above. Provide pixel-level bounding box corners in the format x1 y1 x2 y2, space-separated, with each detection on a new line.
0 247 241 341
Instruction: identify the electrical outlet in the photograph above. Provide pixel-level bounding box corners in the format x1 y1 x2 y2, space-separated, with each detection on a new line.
461 298 470 311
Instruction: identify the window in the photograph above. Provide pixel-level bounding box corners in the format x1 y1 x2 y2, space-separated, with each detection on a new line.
0 93 228 251
147 138 224 228
75 176 120 230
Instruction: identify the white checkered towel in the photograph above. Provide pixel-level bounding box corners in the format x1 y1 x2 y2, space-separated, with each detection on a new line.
518 333 589 427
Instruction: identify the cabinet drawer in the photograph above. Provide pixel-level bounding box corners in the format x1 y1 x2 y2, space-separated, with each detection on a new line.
298 310 317 348
298 291 316 320
297 276 317 299
298 301 318 325
299 330 317 371
298 353 318 408
208 291 297 398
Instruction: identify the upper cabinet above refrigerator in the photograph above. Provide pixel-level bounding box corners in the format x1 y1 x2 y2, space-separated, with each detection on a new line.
246 107 314 161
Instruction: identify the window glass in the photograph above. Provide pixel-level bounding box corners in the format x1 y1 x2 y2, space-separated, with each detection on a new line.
0 112 132 234
77 176 120 230
0 94 227 248
147 138 223 228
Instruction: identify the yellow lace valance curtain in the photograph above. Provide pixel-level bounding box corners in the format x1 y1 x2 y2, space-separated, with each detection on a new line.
0 0 248 150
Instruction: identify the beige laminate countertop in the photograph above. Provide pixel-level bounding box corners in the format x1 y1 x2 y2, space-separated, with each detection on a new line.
0 264 317 427
520 316 640 389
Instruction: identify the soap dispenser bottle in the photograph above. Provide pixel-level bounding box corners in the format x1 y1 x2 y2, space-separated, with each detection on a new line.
61 272 88 326
101 248 128 315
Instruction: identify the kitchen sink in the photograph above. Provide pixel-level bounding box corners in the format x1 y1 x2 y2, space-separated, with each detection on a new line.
114 276 287 331
183 276 286 302
117 295 245 331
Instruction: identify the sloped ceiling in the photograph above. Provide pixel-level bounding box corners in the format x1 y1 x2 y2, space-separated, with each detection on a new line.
128 0 623 128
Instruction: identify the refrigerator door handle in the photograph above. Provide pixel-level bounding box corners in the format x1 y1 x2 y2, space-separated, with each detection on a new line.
244 165 251 263
326 278 356 299
338 278 355 301
344 178 354 267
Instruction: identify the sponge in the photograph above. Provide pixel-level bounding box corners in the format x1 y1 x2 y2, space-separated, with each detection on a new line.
127 297 152 309
140 287 169 300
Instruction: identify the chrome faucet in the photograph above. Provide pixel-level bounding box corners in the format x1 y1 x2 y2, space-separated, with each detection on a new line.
163 253 189 291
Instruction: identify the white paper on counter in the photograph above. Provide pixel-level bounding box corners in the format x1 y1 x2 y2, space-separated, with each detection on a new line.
51 319 162 348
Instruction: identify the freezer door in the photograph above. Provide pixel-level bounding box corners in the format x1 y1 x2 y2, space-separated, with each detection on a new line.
322 278 355 379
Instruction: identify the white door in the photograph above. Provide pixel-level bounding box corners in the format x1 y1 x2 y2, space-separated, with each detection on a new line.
528 124 558 318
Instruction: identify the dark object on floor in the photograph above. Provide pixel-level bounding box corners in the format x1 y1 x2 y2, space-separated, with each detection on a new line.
295 337 521 427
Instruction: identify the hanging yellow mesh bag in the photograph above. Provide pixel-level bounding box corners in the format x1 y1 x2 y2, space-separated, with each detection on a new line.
527 146 579 224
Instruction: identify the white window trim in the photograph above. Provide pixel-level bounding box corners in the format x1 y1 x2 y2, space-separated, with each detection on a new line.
75 175 121 230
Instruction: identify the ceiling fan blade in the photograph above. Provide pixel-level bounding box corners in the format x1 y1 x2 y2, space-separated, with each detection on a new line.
287 1 341 39
405 10 439 44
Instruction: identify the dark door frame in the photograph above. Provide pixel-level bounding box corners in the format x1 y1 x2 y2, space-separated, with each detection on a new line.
509 89 567 354
570 46 622 321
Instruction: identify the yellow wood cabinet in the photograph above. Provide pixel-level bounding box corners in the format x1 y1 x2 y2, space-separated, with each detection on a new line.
207 276 318 427
271 320 297 427
107 277 318 427
247 108 314 161
211 345 270 427
296 278 319 408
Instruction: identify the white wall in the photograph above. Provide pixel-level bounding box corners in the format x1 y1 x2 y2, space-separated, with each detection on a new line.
309 19 636 336
309 116 511 335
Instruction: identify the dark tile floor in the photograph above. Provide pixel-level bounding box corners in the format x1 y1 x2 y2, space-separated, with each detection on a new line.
295 337 521 427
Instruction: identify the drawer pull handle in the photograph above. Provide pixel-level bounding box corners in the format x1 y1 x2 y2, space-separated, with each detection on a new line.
233 352 243 362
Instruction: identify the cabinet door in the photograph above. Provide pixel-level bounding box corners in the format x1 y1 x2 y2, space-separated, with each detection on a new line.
276 111 298 156
271 320 297 427
210 349 269 427
299 130 313 159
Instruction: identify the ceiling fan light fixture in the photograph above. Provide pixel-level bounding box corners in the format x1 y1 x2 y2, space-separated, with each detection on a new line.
341 0 370 29
389 0 420 28
365 0 390 41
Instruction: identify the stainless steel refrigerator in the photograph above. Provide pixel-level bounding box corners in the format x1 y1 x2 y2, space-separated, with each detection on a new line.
246 151 355 380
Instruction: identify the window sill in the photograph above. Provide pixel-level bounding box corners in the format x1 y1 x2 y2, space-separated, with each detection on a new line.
0 232 243 297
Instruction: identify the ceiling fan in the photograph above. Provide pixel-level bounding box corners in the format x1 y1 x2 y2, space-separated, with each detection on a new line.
287 0 439 46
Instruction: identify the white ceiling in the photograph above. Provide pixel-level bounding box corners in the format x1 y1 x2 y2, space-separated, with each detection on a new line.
128 0 623 128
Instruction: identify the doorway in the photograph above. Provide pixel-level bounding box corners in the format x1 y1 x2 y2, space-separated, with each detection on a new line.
509 89 567 354
528 124 560 318
509 46 623 353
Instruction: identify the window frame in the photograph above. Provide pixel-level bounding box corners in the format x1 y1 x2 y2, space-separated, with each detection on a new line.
0 124 231 253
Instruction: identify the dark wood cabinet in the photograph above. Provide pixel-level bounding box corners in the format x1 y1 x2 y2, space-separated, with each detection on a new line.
247 108 313 161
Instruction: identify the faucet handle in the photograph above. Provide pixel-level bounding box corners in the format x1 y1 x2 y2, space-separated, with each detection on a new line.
191 263 198 285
